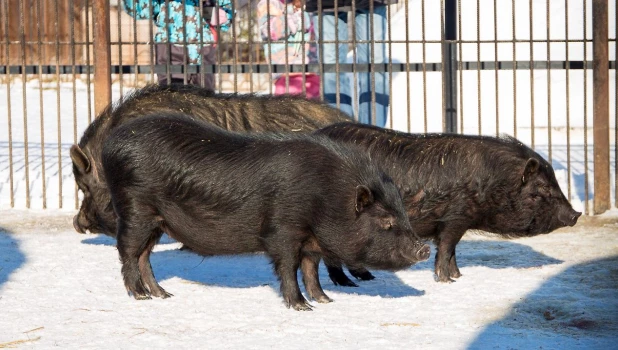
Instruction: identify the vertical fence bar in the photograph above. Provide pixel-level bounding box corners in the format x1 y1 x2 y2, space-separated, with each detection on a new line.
421 0 427 132
248 0 254 93
132 0 138 86
117 0 124 95
546 0 552 164
198 0 204 88
85 0 92 123
165 0 171 87
351 0 358 121
148 0 155 83
71 0 78 208
4 0 15 207
443 0 457 133
565 0 572 201
493 0 499 136
592 0 610 214
440 0 445 131
476 0 481 135
583 0 590 214
457 0 463 133
93 0 112 116
387 3 393 130
37 0 46 209
615 0 618 208
231 0 237 92
511 0 516 138
182 0 187 85
404 0 411 131
369 0 376 126
334 1 340 110
19 0 31 208
529 0 535 148
56 0 62 208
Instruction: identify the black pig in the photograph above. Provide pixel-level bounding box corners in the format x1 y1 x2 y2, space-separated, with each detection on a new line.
101 114 430 310
317 123 581 284
70 84 353 236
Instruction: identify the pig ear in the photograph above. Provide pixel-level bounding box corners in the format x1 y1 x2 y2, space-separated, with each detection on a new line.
70 145 91 174
522 158 539 183
355 185 374 213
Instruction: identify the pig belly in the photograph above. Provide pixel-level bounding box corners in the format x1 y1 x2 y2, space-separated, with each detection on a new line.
160 210 266 256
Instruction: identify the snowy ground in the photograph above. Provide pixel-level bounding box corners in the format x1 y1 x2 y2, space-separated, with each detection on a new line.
0 209 617 348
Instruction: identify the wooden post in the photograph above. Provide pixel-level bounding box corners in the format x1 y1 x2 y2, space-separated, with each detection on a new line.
93 0 111 116
592 0 609 214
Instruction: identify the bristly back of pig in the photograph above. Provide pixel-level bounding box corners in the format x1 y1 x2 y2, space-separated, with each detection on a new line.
319 123 578 239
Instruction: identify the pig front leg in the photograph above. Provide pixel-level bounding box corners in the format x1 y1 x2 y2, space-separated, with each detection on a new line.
266 229 312 311
434 226 466 283
117 219 158 299
137 230 173 299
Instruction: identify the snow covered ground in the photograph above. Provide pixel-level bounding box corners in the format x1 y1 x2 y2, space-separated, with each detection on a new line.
0 209 617 348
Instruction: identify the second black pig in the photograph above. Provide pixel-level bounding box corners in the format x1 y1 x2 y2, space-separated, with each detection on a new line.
317 123 581 284
71 84 353 237
102 114 430 310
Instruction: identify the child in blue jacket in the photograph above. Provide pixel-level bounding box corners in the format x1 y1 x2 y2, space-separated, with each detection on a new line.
123 0 233 88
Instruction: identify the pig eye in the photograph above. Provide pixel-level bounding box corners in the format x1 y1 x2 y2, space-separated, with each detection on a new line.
381 219 393 230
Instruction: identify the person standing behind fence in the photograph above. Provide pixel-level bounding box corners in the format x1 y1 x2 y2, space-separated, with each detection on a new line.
123 0 233 88
306 0 391 126
258 0 320 99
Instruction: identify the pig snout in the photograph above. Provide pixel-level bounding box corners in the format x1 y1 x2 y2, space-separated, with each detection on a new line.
558 207 581 227
404 244 431 262
416 244 431 261
73 214 87 234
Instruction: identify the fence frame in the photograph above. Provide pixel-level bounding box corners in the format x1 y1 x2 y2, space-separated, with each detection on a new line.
1 0 615 214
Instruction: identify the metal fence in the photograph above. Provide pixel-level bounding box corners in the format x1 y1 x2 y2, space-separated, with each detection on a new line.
1 0 616 215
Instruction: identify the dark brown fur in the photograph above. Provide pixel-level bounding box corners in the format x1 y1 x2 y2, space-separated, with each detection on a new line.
71 84 353 236
317 123 581 283
102 114 429 310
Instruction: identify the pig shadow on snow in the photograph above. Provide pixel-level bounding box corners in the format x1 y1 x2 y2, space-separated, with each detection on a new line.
80 234 563 295
0 227 26 290
468 256 618 349
80 234 425 298
445 238 564 270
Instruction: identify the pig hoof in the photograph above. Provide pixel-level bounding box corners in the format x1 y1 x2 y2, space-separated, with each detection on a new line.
152 289 173 299
349 269 375 281
291 301 313 311
315 295 333 304
133 294 152 300
332 277 358 287
450 271 462 279
434 272 455 283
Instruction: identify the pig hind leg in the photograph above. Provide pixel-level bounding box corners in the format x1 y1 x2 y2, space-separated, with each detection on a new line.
447 248 461 279
348 267 375 281
300 252 332 304
324 259 359 287
434 226 466 283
